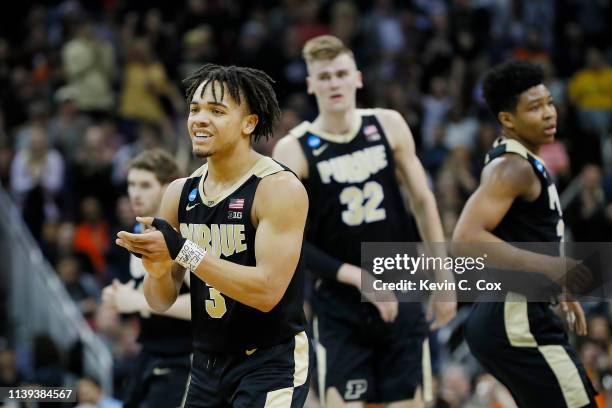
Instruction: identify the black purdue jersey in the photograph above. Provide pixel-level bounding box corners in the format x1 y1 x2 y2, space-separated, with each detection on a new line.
129 225 192 355
178 156 306 353
293 109 417 267
485 137 563 244
484 137 564 299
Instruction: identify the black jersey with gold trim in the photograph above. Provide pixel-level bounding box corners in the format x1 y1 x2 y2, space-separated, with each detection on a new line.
485 137 563 244
129 245 192 355
293 110 417 267
177 156 306 353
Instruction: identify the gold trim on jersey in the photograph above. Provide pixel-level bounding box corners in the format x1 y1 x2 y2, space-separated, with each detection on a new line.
504 292 538 348
313 316 327 408
485 137 546 165
288 109 379 144
293 331 309 387
503 292 591 407
196 156 285 207
189 163 207 178
263 387 292 407
422 338 433 403
262 331 309 408
538 345 591 408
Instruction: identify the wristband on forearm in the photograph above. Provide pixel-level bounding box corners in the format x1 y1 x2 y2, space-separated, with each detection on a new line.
152 218 206 271
175 240 207 271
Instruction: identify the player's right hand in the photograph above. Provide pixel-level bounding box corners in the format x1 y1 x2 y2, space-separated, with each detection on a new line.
549 257 594 297
338 263 399 322
371 297 399 323
560 299 587 336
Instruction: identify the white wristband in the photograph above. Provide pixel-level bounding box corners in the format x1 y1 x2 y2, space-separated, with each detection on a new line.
175 240 207 271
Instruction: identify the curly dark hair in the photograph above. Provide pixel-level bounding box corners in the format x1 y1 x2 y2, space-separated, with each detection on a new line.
183 64 281 143
482 60 544 118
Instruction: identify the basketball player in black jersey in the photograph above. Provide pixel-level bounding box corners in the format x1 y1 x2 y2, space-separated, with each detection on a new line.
453 61 597 407
273 35 456 407
116 64 311 408
102 148 192 408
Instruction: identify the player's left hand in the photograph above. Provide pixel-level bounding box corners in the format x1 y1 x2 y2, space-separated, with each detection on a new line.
427 292 457 330
116 217 174 263
560 300 587 336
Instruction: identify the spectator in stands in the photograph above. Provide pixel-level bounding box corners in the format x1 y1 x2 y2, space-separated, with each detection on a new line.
118 38 178 130
436 147 478 216
75 376 121 408
565 164 612 241
73 197 110 282
422 77 452 150
48 86 91 159
56 254 100 319
569 47 612 140
178 25 217 81
0 348 22 387
439 363 472 408
70 125 116 217
469 373 517 408
141 9 178 78
444 104 479 151
32 334 67 387
62 17 115 117
10 126 64 240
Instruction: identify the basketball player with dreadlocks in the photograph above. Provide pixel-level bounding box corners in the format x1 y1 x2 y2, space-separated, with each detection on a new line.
453 61 597 407
116 64 311 408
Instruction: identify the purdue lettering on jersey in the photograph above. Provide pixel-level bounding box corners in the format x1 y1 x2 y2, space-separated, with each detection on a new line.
317 145 388 184
292 110 417 268
179 223 247 257
178 156 306 353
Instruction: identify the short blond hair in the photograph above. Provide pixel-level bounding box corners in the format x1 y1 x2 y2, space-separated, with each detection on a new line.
302 35 354 65
127 148 181 185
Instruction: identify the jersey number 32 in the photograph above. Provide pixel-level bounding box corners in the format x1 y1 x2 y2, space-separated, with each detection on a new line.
339 181 386 226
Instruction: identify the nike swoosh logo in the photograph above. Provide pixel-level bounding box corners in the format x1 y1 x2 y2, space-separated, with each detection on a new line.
153 367 171 376
245 348 257 356
312 144 329 157
186 203 200 211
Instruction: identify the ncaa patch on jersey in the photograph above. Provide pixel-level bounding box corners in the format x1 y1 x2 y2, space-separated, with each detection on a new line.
307 135 322 148
534 159 547 177
188 188 198 202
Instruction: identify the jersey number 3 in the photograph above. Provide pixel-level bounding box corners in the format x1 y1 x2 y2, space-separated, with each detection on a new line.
205 285 227 318
340 181 386 226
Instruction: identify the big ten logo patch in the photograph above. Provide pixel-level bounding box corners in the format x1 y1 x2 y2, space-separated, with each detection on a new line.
344 379 368 400
228 211 242 220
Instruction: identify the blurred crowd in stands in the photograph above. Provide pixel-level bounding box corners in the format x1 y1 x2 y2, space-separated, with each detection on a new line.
1 0 612 406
